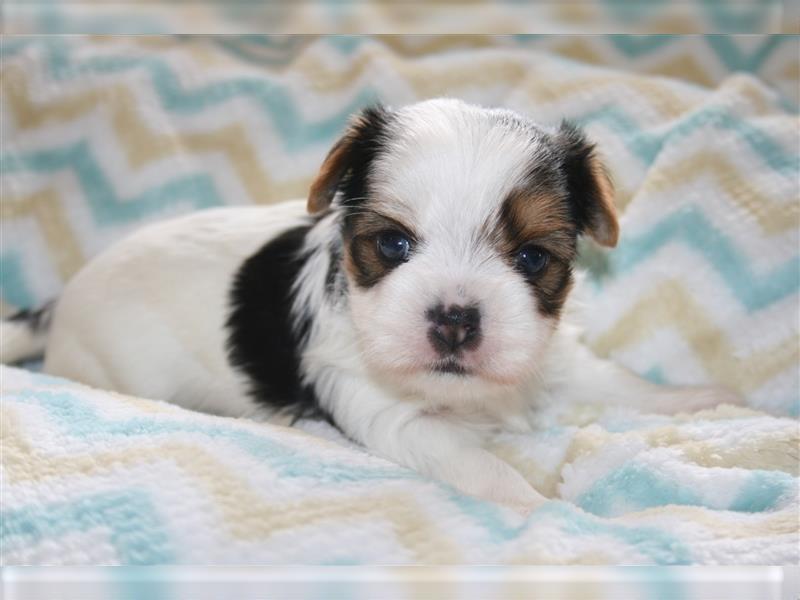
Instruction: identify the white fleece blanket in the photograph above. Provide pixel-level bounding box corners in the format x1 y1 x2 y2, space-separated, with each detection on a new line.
2 365 798 565
1 36 798 565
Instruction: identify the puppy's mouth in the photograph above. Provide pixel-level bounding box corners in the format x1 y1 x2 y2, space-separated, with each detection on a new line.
431 359 471 376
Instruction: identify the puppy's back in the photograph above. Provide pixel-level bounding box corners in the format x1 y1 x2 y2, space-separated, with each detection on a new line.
44 200 309 413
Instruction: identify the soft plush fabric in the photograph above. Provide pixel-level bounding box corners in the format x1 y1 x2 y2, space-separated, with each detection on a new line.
2 366 798 565
1 35 798 565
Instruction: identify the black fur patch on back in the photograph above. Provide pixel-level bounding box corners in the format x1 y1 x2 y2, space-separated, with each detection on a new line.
226 225 332 423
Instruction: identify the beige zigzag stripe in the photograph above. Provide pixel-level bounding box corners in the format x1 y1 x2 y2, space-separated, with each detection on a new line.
2 43 790 275
270 37 794 117
1 67 312 204
12 38 787 225
4 402 792 563
213 35 791 124
494 406 797 504
1 406 460 561
550 38 714 89
4 49 699 214
620 504 799 538
590 279 799 393
86 35 294 70
564 421 799 477
6 37 712 131
286 40 698 120
308 37 798 109
638 151 800 234
0 188 85 280
146 35 787 118
114 34 799 101
782 60 800 80
549 37 800 104
551 4 755 35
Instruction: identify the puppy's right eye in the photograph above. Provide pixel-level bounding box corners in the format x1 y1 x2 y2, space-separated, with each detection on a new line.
516 244 550 277
377 231 411 263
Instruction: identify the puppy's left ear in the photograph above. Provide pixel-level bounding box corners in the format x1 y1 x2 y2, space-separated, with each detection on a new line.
558 121 619 247
308 105 390 214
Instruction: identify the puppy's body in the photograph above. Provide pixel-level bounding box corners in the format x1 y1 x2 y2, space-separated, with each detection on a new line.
5 100 739 511
45 202 310 417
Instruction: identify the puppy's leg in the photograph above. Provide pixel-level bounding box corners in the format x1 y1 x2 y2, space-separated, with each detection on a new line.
550 341 744 415
322 375 547 513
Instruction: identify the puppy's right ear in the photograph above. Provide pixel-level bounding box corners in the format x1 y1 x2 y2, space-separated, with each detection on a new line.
307 105 390 214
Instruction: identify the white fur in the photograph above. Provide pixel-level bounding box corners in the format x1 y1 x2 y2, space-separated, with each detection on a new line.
44 202 310 418
33 100 740 512
346 100 558 403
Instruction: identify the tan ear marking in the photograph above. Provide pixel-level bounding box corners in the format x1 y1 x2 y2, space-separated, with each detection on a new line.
307 105 389 215
307 137 351 214
587 155 619 248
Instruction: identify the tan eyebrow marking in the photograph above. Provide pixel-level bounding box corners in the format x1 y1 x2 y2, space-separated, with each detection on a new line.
491 188 578 318
343 209 417 289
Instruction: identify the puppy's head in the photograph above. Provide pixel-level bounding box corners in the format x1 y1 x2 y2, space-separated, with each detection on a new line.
309 99 617 401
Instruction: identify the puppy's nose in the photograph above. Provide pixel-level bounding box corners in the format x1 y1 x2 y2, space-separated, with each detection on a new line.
426 304 482 355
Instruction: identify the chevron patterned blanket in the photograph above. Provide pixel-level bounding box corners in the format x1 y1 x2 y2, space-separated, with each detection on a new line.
1 36 798 565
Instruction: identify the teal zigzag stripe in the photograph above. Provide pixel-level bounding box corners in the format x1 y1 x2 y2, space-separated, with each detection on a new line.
704 35 789 73
0 253 36 308
2 3 784 36
213 35 309 67
0 141 223 307
7 389 412 484
6 386 692 562
601 1 779 32
5 37 796 165
576 461 794 517
1 490 175 564
16 37 378 153
1 141 221 225
698 3 778 33
576 105 798 174
1 3 167 35
509 34 792 68
606 35 786 65
603 0 777 31
606 35 676 54
2 151 796 314
0 38 37 60
595 207 800 312
450 496 691 564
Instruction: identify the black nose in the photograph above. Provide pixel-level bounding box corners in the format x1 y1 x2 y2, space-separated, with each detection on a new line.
426 304 482 356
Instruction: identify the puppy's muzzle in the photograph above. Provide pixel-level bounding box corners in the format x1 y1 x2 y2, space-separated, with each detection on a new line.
426 304 482 356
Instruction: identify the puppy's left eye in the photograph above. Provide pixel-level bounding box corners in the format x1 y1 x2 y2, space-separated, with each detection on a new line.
377 231 411 263
516 244 549 277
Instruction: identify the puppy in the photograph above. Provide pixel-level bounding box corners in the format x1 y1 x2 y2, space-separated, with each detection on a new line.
2 99 740 512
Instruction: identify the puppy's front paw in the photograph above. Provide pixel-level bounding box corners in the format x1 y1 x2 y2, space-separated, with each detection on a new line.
456 452 551 515
654 384 746 415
